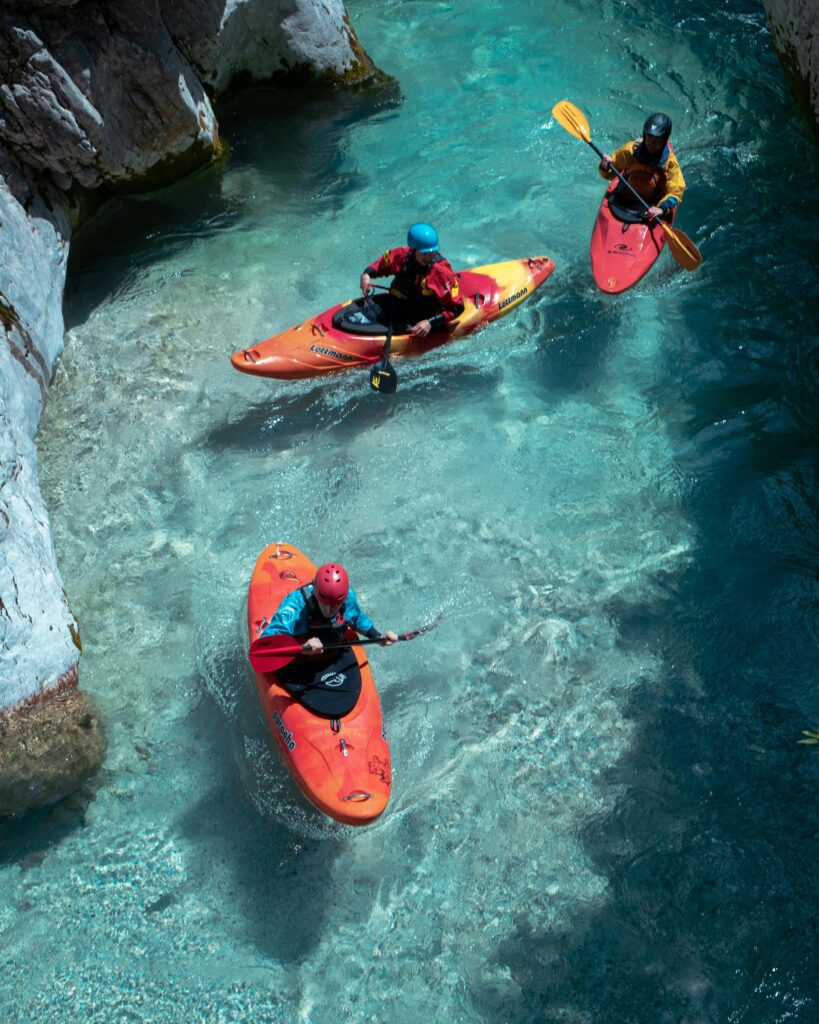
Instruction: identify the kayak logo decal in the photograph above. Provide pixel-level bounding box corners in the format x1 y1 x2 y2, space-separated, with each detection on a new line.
498 286 528 311
272 710 296 751
310 344 356 362
607 246 637 259
368 755 390 785
320 670 346 688
279 570 298 580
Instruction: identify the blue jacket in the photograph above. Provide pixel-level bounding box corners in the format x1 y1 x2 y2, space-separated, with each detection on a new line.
260 585 379 640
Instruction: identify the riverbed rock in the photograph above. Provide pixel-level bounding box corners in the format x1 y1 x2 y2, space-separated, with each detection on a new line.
0 675 105 818
764 0 819 139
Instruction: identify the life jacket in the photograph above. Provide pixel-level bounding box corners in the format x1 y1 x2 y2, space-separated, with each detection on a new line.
621 140 675 204
390 252 446 317
299 586 352 647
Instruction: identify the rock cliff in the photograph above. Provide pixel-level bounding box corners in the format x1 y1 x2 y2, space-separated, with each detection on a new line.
0 0 379 816
764 0 819 138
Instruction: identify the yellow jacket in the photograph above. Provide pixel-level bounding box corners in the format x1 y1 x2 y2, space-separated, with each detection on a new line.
599 139 686 208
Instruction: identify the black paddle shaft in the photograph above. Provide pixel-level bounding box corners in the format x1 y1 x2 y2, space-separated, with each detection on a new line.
585 138 655 216
369 292 398 393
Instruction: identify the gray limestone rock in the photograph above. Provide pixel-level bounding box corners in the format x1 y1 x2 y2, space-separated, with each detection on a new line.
0 1 219 190
764 0 819 139
0 147 82 708
161 0 379 94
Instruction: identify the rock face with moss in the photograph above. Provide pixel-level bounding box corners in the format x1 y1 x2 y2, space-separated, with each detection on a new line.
0 0 380 817
764 0 819 138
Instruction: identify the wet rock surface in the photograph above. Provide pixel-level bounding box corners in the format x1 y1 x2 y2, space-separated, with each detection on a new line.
764 0 819 138
0 672 105 818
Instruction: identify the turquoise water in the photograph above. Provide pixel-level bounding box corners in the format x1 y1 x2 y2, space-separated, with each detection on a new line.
4 0 819 1020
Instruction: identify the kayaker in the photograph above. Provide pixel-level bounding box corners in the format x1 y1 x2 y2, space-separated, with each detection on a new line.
359 223 465 337
261 562 398 655
598 113 685 222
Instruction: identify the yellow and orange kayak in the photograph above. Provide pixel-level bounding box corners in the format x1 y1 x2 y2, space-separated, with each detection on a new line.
246 543 391 826
231 256 555 379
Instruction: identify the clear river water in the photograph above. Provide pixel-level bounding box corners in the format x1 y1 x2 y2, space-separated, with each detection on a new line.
3 0 818 1021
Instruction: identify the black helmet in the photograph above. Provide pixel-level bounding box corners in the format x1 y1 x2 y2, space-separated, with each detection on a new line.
643 112 672 140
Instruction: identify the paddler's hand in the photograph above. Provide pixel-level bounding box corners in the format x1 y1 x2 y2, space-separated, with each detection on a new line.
409 319 432 338
645 205 663 222
599 153 613 172
302 637 324 655
360 272 373 296
378 631 399 646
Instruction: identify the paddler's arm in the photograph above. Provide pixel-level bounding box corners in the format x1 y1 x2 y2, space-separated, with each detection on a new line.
360 247 406 295
260 590 310 639
345 588 399 646
598 141 635 179
657 151 686 210
411 265 464 336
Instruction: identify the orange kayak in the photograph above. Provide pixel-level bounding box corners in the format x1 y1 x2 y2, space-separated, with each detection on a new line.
231 256 555 379
246 542 391 826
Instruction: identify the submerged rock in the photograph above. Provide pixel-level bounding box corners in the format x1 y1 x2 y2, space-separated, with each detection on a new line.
764 0 819 140
0 671 105 818
0 0 383 818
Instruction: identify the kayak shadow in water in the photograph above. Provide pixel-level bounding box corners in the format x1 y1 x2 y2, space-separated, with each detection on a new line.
202 362 501 454
524 275 621 398
182 655 361 963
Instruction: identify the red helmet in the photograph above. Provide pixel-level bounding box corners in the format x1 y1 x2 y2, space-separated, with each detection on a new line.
313 563 349 605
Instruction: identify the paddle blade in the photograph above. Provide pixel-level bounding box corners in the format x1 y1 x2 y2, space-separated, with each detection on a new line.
249 634 305 673
661 222 703 271
552 100 591 143
369 362 398 393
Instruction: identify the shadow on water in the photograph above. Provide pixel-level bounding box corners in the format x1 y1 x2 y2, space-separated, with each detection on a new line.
527 273 622 397
176 682 356 964
0 788 96 870
64 81 401 331
202 362 502 453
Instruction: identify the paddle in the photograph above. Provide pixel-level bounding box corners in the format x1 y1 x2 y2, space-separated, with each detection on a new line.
249 620 438 673
551 100 703 272
367 284 398 393
369 322 397 393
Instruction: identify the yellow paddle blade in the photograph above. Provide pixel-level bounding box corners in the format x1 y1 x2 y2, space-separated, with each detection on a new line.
552 100 591 144
661 222 703 271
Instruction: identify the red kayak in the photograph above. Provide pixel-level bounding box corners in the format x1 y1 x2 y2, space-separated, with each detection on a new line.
590 180 669 293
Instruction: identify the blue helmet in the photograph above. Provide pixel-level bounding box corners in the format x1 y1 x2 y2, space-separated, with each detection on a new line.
407 223 439 253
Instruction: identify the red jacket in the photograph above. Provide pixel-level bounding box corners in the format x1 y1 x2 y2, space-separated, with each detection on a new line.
364 247 464 323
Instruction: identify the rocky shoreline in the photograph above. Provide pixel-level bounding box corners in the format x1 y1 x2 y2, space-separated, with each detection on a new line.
0 0 383 818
